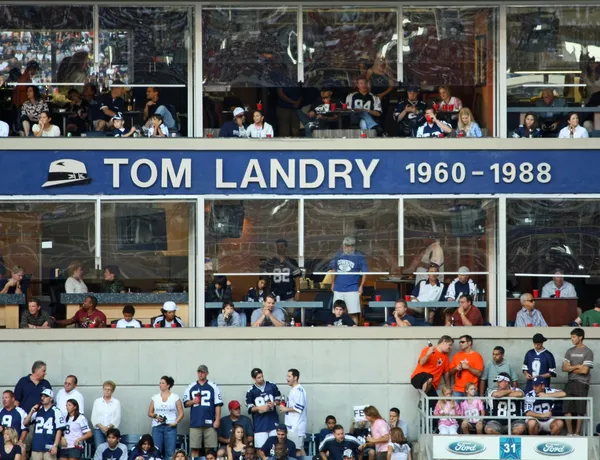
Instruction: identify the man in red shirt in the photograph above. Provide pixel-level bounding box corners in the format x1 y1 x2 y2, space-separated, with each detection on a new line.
446 294 484 326
57 295 107 328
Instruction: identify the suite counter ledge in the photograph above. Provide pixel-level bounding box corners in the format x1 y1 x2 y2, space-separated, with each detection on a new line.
0 294 26 329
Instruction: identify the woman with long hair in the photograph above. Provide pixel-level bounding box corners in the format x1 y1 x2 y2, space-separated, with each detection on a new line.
362 406 390 460
60 399 92 460
558 112 589 138
248 277 269 302
227 424 248 460
512 112 542 138
32 110 61 137
2 427 22 460
148 376 184 460
457 108 482 137
130 434 162 460
387 427 411 460
246 110 274 138
20 85 48 136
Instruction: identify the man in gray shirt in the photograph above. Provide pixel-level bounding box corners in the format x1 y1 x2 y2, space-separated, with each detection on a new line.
251 294 286 327
479 346 518 396
562 327 594 436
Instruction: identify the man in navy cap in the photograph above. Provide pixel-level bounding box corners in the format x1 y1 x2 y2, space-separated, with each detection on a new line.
219 107 248 138
524 376 566 435
393 86 426 137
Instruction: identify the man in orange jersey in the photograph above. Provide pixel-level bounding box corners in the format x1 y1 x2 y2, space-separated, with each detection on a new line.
411 335 453 397
450 335 484 397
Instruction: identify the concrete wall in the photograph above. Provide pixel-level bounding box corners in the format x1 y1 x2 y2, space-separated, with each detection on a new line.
1 328 598 441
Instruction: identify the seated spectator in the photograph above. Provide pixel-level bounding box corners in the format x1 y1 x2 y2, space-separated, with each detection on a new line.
248 277 269 303
459 382 484 434
66 88 89 135
82 83 101 128
524 377 566 436
445 266 477 301
345 77 384 136
438 86 463 112
218 301 242 327
110 113 138 137
173 450 188 460
296 88 341 137
393 86 426 137
144 87 177 132
91 381 121 448
94 428 128 460
410 264 445 319
152 301 184 328
0 119 9 137
271 444 292 460
115 304 142 328
576 297 600 326
388 408 408 440
512 112 542 138
386 427 410 460
558 112 589 138
416 108 452 138
515 293 548 327
96 81 126 132
220 107 248 138
484 373 526 435
457 108 482 137
19 85 48 136
32 111 60 137
57 295 107 328
206 276 233 303
205 450 217 460
349 420 371 456
433 385 461 435
148 114 169 137
319 425 361 460
259 425 296 460
20 299 53 329
227 424 249 460
102 266 125 293
384 300 415 327
65 261 88 294
327 299 356 327
129 434 162 460
445 294 484 326
247 110 274 138
251 294 286 327
2 427 23 460
535 88 566 137
541 268 577 298
217 400 254 457
0 266 25 294
319 416 337 441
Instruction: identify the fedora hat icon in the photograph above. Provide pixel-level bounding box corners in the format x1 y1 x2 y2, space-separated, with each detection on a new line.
42 159 92 188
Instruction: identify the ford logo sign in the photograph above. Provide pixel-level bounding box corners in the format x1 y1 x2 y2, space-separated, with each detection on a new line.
534 443 574 456
446 441 486 455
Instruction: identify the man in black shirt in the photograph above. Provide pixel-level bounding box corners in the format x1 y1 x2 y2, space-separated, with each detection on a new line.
95 80 126 131
296 88 341 137
393 86 426 137
345 77 384 136
319 425 361 460
264 239 301 302
327 300 357 327
143 86 177 132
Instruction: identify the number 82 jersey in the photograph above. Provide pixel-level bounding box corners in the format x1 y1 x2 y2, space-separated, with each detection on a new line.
183 380 223 428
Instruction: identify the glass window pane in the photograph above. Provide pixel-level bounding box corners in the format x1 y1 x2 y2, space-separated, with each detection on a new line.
404 199 496 324
507 7 598 137
0 201 95 328
403 7 497 136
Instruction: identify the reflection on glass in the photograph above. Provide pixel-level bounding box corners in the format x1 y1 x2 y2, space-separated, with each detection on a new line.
507 7 600 136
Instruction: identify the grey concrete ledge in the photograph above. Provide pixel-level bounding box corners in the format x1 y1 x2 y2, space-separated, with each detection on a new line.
60 293 189 304
0 294 26 304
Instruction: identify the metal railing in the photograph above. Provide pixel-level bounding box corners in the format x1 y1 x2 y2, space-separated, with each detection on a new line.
417 390 594 436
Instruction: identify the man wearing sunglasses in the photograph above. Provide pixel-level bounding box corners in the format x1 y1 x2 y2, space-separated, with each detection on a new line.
450 335 484 397
515 293 548 327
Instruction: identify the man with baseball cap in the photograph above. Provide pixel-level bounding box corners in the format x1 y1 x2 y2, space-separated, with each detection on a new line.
183 365 223 457
522 333 556 393
24 388 65 460
259 425 296 460
217 400 254 457
295 87 342 137
484 372 526 435
445 266 477 301
393 85 426 137
219 107 248 138
328 237 368 325
524 376 566 435
541 268 577 299
152 301 184 328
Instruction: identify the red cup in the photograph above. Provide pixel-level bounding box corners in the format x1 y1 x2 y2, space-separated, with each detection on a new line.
171 323 176 327
363 322 370 327
256 103 263 111
145 324 151 328
439 133 445 138
342 103 348 110
111 324 117 328
375 295 382 302
405 295 411 301
448 104 454 112
392 323 398 327
206 133 213 138
533 289 539 298
555 290 561 298
330 103 337 111
594 323 599 327
89 323 95 328
441 104 447 112
155 323 161 328
360 132 367 138
266 133 272 138
295 323 301 327
527 323 533 327
433 103 439 111
425 115 433 123
457 131 465 138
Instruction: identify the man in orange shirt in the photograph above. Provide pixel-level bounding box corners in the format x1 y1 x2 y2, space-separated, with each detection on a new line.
450 335 484 397
411 335 453 398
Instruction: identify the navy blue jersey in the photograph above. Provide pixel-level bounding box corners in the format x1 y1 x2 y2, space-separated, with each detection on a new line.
93 443 128 460
319 434 361 460
486 388 523 425
0 406 28 437
261 436 296 458
183 380 223 428
524 388 562 421
522 349 557 392
512 126 542 138
245 382 281 433
264 257 301 300
30 406 65 452
128 448 162 460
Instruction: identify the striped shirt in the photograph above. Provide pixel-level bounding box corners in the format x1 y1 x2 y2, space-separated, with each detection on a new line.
515 307 547 327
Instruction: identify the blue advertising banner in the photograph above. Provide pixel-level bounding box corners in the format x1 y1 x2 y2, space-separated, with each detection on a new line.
0 149 594 195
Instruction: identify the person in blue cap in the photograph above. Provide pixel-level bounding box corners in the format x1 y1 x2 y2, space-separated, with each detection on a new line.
393 86 426 137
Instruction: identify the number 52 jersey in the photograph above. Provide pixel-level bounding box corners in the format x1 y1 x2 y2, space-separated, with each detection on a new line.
183 380 224 428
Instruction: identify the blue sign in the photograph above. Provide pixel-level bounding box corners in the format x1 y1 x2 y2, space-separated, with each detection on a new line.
500 437 521 459
1 149 599 195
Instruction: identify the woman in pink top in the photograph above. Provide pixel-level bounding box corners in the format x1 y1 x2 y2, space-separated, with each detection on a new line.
363 406 391 460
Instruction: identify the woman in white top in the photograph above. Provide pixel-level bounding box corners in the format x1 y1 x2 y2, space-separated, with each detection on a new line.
438 86 463 111
246 110 274 138
65 262 88 294
148 376 184 460
558 112 589 138
32 110 61 137
60 399 92 460
91 380 121 448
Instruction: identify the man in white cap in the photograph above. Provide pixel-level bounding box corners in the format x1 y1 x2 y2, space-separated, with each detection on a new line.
23 388 65 460
445 266 477 301
219 107 248 138
541 268 577 299
328 237 368 325
152 301 185 327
